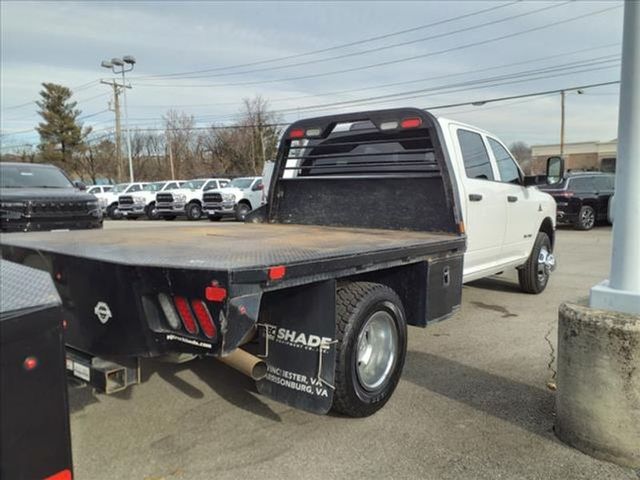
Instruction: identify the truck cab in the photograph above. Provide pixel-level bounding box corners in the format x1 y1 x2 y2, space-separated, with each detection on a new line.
203 176 264 222
156 178 230 221
437 117 558 292
118 180 184 220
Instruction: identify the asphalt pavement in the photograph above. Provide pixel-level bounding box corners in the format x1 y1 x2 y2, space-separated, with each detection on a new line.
68 221 637 480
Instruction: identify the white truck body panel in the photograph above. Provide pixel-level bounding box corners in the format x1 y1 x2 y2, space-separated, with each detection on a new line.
435 117 556 283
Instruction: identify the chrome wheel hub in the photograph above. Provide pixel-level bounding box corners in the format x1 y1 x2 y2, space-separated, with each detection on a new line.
537 246 556 282
356 309 398 391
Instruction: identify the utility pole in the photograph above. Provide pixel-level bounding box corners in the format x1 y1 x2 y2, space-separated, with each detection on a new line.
560 90 565 157
101 56 136 182
101 80 122 181
167 134 176 180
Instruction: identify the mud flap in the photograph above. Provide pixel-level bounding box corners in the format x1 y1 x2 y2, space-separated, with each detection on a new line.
256 280 336 414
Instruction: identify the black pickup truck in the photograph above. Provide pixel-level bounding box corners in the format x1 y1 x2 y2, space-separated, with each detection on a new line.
1 108 465 416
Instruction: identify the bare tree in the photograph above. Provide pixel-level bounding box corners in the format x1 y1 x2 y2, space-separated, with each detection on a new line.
164 110 196 179
76 138 116 183
509 141 533 174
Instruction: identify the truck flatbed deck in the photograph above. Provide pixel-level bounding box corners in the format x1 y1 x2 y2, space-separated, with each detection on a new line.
1 223 462 272
0 108 469 416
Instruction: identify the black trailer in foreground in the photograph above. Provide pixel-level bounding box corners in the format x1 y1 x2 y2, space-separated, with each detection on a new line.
0 260 73 480
1 108 465 416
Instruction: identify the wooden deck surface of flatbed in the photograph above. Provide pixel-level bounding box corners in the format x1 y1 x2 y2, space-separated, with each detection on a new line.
0 223 463 271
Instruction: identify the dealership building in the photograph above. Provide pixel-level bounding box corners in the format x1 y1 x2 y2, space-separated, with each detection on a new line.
530 140 617 174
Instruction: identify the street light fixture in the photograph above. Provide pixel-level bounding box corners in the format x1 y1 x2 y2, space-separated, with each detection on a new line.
101 55 136 182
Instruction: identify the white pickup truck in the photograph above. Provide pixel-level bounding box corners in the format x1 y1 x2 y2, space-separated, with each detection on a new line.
101 182 149 219
202 176 264 221
118 180 184 220
434 116 560 293
156 178 230 221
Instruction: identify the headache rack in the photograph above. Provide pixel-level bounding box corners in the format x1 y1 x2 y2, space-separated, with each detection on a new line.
267 108 460 234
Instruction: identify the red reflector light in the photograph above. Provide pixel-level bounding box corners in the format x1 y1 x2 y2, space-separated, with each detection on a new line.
23 356 38 371
289 128 305 139
268 265 286 281
400 117 422 129
205 285 227 302
45 469 72 480
174 296 198 334
191 300 216 338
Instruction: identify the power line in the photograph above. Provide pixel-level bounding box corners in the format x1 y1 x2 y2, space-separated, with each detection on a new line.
136 4 621 89
425 80 620 111
135 1 567 82
102 80 623 133
133 1 519 80
138 57 619 124
128 42 621 111
1 80 102 112
0 80 621 149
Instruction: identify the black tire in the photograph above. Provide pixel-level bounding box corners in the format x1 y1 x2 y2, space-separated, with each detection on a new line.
162 215 177 221
107 204 121 220
186 202 202 220
332 282 407 417
146 202 160 220
518 232 552 294
575 205 596 230
235 202 252 222
208 214 222 222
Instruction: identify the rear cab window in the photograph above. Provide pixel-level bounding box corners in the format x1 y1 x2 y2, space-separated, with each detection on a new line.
456 129 495 181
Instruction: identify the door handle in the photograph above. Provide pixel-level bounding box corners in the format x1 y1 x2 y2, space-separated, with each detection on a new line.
469 193 483 202
507 196 518 203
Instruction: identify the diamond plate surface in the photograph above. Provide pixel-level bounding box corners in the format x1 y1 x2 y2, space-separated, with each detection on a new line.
0 259 60 316
0 223 456 271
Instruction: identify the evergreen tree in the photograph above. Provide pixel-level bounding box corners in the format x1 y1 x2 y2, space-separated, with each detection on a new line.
36 83 90 165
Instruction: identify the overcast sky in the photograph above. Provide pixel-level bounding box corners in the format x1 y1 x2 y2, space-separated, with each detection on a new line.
0 0 624 150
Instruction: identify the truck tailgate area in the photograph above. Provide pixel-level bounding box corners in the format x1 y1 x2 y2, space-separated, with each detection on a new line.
0 223 462 272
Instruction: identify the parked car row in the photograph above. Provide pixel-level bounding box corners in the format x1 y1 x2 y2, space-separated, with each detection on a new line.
88 173 269 222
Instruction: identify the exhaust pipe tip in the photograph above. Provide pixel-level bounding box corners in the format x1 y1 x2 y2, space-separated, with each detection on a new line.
251 361 268 381
218 348 267 381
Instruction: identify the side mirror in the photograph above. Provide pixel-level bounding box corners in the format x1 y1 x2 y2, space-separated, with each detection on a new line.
546 156 564 185
74 181 86 191
252 183 264 191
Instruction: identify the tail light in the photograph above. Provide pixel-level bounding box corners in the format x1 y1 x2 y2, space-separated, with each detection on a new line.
289 128 305 139
191 299 216 338
44 469 72 480
174 296 198 334
23 356 38 371
400 117 422 129
158 293 181 329
556 191 574 198
268 265 286 281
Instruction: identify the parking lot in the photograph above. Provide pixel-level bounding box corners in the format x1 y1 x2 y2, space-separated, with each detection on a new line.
66 222 636 480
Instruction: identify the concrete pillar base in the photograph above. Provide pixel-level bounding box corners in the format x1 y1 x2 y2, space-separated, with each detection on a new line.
555 302 640 468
